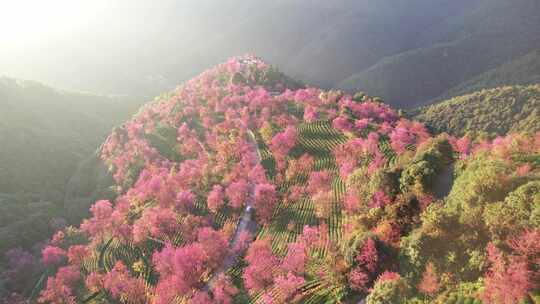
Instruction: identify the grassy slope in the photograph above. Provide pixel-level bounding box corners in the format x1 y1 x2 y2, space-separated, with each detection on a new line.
412 84 540 137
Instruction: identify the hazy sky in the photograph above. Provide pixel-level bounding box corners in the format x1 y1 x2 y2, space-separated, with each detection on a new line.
0 0 204 96
0 0 307 96
0 1 109 42
1 0 537 103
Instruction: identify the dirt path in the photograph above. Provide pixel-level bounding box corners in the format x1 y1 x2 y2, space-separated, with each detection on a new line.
204 130 262 289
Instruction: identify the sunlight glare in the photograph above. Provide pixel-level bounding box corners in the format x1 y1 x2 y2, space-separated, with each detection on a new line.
0 0 108 43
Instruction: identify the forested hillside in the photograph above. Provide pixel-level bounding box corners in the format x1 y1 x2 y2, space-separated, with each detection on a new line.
338 0 540 107
0 77 141 194
3 57 537 304
413 85 540 137
0 77 142 257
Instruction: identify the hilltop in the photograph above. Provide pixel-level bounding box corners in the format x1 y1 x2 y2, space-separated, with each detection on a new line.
2 57 538 304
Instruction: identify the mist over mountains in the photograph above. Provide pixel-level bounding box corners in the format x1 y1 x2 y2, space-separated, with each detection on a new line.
0 77 141 195
1 0 538 106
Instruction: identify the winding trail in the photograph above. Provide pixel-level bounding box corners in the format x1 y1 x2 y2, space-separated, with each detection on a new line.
204 129 262 289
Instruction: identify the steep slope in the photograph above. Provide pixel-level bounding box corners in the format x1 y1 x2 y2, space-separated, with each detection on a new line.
8 57 538 304
338 0 540 107
412 85 540 137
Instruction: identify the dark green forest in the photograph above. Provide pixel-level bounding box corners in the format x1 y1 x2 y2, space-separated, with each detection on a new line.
413 85 540 137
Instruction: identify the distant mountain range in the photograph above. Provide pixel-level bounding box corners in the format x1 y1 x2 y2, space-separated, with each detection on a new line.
430 50 540 103
1 0 538 107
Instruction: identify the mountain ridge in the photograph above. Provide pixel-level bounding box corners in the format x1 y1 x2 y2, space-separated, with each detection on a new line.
2 0 538 107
